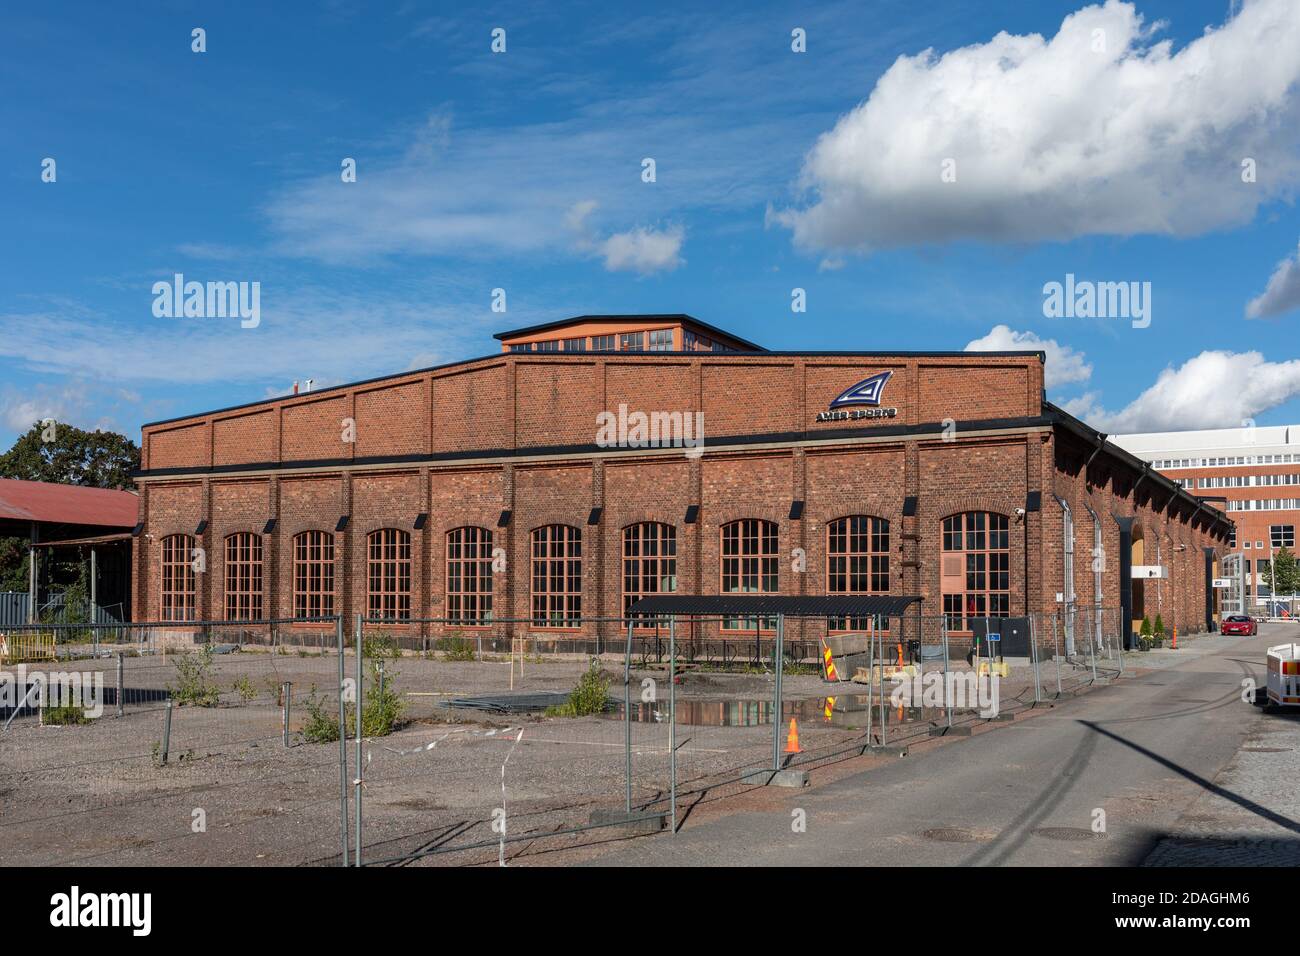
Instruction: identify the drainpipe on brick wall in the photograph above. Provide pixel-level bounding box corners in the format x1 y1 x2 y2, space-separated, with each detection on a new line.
1113 514 1135 649
1203 547 1217 632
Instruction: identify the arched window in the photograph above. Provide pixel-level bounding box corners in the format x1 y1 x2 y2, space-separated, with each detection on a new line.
826 516 890 631
531 525 582 627
224 532 264 621
161 533 196 622
368 528 411 621
941 512 1010 631
623 522 677 626
293 531 335 618
721 519 778 632
447 527 494 625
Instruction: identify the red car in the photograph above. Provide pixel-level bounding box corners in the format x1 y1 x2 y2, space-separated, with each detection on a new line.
1221 615 1257 636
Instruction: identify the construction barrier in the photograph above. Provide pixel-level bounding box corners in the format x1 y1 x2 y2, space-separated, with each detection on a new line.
0 630 56 664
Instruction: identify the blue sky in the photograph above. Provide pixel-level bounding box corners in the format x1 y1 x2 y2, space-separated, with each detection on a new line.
3 0 1299 448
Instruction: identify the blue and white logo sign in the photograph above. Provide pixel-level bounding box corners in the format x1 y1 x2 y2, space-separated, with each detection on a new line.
817 371 898 422
829 370 893 409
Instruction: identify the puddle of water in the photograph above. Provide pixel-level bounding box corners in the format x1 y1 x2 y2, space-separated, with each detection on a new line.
605 696 948 728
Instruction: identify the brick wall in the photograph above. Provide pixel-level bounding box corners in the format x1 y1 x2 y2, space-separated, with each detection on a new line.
134 349 1227 638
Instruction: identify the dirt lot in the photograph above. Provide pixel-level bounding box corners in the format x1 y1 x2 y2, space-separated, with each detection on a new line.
0 646 1101 866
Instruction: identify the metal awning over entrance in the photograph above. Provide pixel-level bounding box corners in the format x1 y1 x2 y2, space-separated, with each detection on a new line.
626 594 921 617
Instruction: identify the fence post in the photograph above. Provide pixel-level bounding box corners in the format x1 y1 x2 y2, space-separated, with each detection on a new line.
354 613 363 867
160 699 173 765
624 619 633 815
115 652 124 717
942 617 952 729
1089 623 1098 681
336 615 349 867
1029 616 1042 704
771 614 784 772
669 615 677 835
878 616 889 743
282 681 291 747
1053 614 1062 697
865 618 873 744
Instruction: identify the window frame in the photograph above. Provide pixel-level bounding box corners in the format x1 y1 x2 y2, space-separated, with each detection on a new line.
292 530 335 619
161 533 197 622
720 518 779 633
530 524 582 628
622 522 677 629
940 511 1011 632
825 515 890 632
446 526 494 626
224 531 264 622
367 528 412 621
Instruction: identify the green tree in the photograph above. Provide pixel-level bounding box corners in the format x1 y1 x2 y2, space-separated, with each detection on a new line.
1268 547 1300 596
0 421 139 488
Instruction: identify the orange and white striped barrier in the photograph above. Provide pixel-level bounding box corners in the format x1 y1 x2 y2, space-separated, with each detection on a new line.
820 639 839 682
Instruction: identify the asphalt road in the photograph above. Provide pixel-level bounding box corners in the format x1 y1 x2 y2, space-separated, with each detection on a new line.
584 624 1295 866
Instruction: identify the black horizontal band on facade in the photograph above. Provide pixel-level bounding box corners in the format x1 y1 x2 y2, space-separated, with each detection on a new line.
132 414 1054 479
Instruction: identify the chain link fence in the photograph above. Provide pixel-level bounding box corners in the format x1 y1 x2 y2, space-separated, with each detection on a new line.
1 607 1137 866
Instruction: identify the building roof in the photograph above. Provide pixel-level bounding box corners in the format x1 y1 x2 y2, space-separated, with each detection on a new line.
0 479 139 529
1112 424 1300 457
492 313 767 351
1043 402 1233 534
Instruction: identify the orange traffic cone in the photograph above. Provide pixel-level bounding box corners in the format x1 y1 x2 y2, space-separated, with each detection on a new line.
1172 625 1177 649
820 639 839 682
784 717 802 754
896 642 904 666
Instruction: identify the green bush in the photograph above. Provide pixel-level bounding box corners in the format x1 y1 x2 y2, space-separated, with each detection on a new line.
44 702 89 725
1153 614 1165 636
362 633 401 660
232 674 257 702
437 634 477 661
301 688 340 743
299 663 406 743
547 662 610 717
1139 616 1153 638
170 646 220 707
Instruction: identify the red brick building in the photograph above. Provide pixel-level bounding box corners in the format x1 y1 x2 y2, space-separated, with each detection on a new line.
130 315 1231 647
1114 424 1300 611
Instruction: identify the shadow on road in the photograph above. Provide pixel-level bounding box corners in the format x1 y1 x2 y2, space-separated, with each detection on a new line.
1081 720 1300 836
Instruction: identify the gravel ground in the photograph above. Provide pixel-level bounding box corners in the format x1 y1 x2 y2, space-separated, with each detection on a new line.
0 645 1111 866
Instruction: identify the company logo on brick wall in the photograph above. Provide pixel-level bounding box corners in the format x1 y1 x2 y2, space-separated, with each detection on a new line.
817 371 898 421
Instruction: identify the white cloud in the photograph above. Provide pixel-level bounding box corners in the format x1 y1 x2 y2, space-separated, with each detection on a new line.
598 226 684 275
566 200 685 274
774 0 1300 253
0 284 526 390
1 395 66 433
1062 351 1300 432
1246 239 1300 319
0 381 128 435
266 98 790 266
964 325 1092 389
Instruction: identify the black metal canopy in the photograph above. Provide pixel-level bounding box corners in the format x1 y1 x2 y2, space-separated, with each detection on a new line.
625 594 921 618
